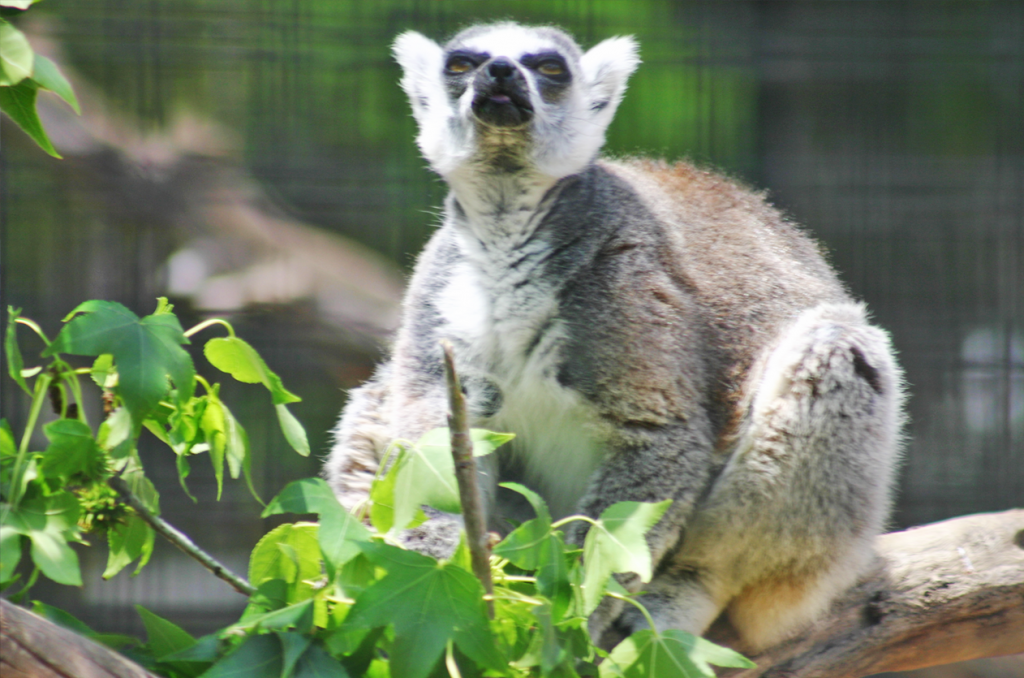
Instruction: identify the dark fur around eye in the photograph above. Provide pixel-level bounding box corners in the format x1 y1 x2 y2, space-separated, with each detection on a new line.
444 50 486 75
520 52 571 83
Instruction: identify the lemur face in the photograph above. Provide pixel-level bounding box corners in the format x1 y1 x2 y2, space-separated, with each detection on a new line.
441 25 580 129
394 23 639 178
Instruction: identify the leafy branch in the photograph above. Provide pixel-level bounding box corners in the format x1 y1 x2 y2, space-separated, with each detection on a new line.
106 473 255 596
3 299 753 678
2 299 309 597
0 0 80 157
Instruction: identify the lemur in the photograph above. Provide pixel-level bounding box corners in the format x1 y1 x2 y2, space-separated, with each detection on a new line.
325 22 904 652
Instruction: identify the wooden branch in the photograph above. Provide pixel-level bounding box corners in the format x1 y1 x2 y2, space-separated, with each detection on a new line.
712 509 1024 678
441 339 495 617
108 474 256 596
0 599 157 678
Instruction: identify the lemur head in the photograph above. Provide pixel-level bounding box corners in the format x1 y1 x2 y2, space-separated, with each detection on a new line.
393 23 640 178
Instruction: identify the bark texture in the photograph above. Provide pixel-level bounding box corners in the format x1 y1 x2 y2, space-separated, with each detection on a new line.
0 599 158 678
712 509 1024 677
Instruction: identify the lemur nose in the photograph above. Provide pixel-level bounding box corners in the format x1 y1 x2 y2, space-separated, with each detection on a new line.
488 59 516 81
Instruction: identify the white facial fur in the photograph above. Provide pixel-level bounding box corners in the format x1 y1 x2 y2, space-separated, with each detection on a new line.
392 23 640 179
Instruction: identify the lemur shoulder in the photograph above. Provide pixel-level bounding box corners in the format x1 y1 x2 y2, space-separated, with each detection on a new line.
325 22 904 652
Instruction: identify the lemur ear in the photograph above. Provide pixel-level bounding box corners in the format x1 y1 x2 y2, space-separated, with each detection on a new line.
580 36 640 120
393 31 446 124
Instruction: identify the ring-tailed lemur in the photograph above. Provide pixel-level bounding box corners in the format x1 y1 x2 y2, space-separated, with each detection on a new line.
325 22 904 652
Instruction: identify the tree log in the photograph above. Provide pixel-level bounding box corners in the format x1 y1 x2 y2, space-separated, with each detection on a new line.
712 509 1024 677
0 599 158 678
2 510 1022 678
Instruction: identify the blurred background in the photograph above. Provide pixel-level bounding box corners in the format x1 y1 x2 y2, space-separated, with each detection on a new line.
1 1 1021 675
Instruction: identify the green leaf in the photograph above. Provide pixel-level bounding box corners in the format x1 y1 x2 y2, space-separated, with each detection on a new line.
5 307 31 395
120 451 160 513
97 407 132 452
204 335 307 456
468 429 516 457
30 601 94 636
231 599 314 635
0 78 60 157
450 532 473 572
277 631 312 678
219 400 247 478
44 301 194 425
40 419 104 483
582 500 672 615
492 484 573 620
1 418 16 458
202 633 283 678
162 633 222 662
326 626 381 673
262 478 370 576
0 19 33 84
153 297 175 315
600 629 754 678
224 401 261 505
248 523 321 604
683 631 756 671
136 604 196 660
104 514 154 579
168 396 203 454
204 336 300 405
345 541 505 678
200 395 228 498
292 641 348 678
246 578 290 613
29 529 82 586
90 354 116 388
32 54 79 113
2 456 38 509
368 451 399 534
25 601 139 650
528 603 580 675
0 527 23 582
536 532 573 621
5 492 82 586
276 404 310 457
493 483 552 569
175 452 196 502
388 427 510 533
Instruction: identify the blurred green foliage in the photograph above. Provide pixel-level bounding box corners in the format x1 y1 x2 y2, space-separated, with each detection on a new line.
20 0 758 262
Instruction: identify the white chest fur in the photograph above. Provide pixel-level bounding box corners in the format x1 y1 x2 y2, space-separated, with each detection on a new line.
436 199 606 519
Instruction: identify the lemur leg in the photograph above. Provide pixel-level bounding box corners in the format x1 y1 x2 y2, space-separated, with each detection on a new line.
673 303 902 651
601 565 726 651
579 419 719 645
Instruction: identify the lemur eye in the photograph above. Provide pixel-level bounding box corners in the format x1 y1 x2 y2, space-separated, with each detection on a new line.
537 61 564 76
446 57 475 74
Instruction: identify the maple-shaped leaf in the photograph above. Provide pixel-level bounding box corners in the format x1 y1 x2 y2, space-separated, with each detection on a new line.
262 478 371 576
581 500 672 615
343 541 506 678
494 483 573 620
45 301 194 425
389 427 514 533
600 629 754 678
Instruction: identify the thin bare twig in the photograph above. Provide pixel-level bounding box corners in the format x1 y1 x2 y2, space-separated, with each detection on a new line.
107 474 256 596
441 339 494 617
